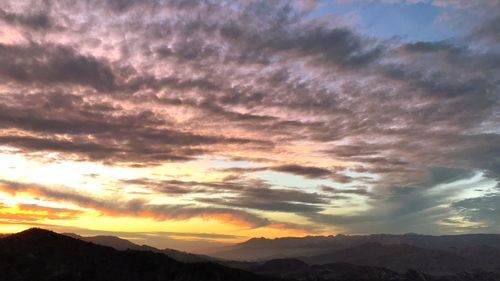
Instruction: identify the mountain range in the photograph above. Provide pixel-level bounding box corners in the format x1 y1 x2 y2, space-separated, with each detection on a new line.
212 233 500 276
212 233 500 261
1 229 500 280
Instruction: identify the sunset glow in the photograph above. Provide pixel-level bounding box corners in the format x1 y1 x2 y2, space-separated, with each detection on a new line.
0 0 499 253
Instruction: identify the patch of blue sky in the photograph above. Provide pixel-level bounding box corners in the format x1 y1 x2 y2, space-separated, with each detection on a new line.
309 1 458 42
429 172 500 202
253 170 374 191
255 170 334 188
344 169 377 180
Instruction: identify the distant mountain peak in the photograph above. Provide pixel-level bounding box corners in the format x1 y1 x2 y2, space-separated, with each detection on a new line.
61 231 213 263
11 228 63 241
18 227 54 235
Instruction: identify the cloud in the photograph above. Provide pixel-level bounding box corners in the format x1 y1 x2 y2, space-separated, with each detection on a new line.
271 164 333 178
199 197 324 213
0 8 53 30
451 193 500 231
0 203 83 222
0 0 497 234
307 168 489 234
0 43 116 90
121 177 332 217
15 204 83 219
0 180 270 228
222 164 353 183
0 91 269 164
472 13 500 43
320 185 370 196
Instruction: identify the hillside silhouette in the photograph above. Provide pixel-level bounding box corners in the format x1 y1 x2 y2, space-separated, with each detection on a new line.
64 232 212 263
0 228 278 281
2 229 500 281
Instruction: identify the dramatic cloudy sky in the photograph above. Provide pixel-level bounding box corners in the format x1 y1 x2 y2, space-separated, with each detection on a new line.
0 0 499 252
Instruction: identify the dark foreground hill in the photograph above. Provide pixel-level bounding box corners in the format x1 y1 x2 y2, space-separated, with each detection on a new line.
300 242 500 275
250 258 500 281
0 228 279 281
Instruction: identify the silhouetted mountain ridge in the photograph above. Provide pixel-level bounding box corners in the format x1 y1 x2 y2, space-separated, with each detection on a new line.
2 229 500 281
63 232 211 263
212 233 500 278
213 233 500 261
0 228 279 281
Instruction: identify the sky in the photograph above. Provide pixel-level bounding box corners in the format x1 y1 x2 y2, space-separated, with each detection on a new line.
0 0 499 253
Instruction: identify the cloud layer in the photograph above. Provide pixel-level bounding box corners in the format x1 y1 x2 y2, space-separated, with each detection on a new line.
0 0 498 237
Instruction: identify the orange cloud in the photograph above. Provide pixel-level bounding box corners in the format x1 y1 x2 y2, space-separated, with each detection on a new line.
0 180 269 228
0 203 83 223
266 223 314 237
